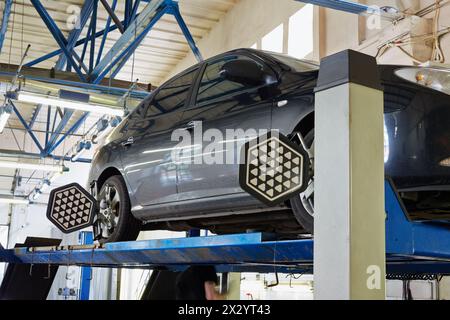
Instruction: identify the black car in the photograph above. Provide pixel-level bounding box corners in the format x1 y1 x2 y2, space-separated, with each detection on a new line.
88 48 450 242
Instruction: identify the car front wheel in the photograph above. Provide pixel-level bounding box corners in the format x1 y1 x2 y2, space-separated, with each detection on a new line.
96 175 141 243
290 129 315 234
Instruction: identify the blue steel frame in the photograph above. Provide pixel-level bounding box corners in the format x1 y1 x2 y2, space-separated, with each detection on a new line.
296 0 371 14
9 101 44 154
0 0 13 54
27 0 202 84
1 180 450 275
7 0 202 162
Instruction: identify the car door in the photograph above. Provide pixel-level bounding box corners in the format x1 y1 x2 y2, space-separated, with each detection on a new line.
177 54 276 201
119 67 200 208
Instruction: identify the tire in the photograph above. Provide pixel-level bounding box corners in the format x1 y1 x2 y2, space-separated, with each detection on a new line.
290 129 315 234
96 175 141 243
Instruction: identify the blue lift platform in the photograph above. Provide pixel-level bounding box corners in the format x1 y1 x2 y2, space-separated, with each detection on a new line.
1 180 450 276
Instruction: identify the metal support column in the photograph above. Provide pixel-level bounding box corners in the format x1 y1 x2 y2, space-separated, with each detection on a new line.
314 50 386 299
78 231 94 300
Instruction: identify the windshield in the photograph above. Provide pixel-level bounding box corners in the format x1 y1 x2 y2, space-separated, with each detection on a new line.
264 51 319 72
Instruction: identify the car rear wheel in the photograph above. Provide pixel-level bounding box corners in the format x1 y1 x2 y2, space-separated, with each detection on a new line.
96 175 141 243
290 129 315 234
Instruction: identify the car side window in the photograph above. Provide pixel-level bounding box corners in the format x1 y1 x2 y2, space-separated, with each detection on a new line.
146 67 198 117
195 55 268 105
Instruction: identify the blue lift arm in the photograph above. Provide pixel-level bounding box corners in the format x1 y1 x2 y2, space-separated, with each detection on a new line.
1 180 450 275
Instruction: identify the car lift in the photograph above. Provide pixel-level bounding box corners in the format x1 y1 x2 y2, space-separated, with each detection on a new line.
1 180 450 276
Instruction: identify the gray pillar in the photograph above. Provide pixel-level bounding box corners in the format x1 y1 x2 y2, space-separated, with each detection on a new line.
314 50 386 300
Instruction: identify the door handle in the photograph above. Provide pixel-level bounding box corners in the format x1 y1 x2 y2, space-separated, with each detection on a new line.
121 136 134 147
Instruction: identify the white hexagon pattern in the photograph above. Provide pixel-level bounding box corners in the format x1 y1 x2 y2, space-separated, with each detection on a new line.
48 185 95 233
245 137 304 203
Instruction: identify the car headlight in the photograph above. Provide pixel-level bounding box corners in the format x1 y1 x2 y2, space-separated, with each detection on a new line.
395 67 450 95
440 157 450 167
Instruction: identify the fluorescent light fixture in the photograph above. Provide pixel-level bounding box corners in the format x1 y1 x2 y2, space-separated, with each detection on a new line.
0 105 12 133
40 179 51 193
0 160 67 172
49 171 63 184
16 92 124 116
71 149 88 162
0 197 29 205
32 190 42 201
71 140 92 162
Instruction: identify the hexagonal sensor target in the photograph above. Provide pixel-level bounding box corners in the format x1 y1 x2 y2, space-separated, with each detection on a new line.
46 183 97 234
239 131 310 206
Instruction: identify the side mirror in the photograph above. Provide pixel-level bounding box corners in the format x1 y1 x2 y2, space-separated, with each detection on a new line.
220 60 269 86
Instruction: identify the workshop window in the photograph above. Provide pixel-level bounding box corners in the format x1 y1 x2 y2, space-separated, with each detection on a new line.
262 24 284 53
288 4 314 59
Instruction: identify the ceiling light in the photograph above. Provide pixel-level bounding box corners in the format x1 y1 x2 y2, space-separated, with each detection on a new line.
40 179 51 193
0 104 12 133
395 67 450 95
31 190 42 201
0 197 30 205
71 140 92 162
49 171 63 184
0 160 67 172
15 92 124 116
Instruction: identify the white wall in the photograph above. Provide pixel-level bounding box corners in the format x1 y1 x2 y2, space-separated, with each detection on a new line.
1 161 91 299
164 0 311 81
164 0 450 84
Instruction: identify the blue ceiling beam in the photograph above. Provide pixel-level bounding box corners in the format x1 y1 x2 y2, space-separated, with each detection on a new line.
131 0 142 22
296 0 371 14
98 5 168 83
79 17 93 71
9 101 44 154
25 16 127 68
89 0 98 73
36 1 93 141
90 0 166 84
45 106 51 146
26 0 203 86
46 112 90 155
0 0 13 54
44 110 74 155
124 0 133 29
28 104 42 129
56 0 95 71
96 0 119 67
167 2 203 62
30 0 87 82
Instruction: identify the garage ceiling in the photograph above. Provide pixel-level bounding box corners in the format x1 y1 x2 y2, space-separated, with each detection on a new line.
0 0 238 86
0 0 238 198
